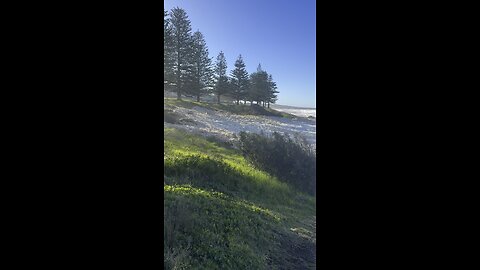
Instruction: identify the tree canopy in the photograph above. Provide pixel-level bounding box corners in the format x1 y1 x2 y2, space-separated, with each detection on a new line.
164 7 278 106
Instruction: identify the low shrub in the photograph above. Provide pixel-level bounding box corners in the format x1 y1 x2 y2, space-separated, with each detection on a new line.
164 109 182 124
205 135 235 149
238 131 316 195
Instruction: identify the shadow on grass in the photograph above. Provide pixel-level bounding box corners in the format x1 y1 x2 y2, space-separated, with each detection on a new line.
164 98 295 118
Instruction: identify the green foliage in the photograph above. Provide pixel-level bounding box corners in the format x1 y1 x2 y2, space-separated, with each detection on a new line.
164 127 316 269
168 7 195 99
185 31 214 101
213 51 229 103
229 54 250 104
205 135 235 149
164 10 175 90
164 8 279 104
165 155 291 206
238 131 316 195
267 74 279 105
247 64 278 107
164 185 277 269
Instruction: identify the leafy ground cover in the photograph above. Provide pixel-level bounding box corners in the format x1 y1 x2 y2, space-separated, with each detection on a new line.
164 127 316 269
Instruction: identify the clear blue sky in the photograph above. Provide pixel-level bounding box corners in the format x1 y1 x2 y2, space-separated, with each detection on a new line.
165 0 316 108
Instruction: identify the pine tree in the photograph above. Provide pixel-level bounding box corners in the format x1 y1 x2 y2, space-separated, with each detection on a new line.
186 31 213 102
164 10 175 93
229 55 249 105
213 51 229 104
169 7 194 100
248 64 269 105
266 74 279 108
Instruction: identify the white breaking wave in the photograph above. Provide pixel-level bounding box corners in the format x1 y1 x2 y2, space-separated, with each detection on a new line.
270 105 316 118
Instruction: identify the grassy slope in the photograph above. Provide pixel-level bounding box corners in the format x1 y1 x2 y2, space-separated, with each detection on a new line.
164 98 297 118
164 127 316 269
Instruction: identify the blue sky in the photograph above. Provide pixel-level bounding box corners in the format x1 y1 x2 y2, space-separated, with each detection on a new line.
165 0 316 108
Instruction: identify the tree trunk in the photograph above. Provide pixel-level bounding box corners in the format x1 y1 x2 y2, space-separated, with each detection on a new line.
267 102 270 108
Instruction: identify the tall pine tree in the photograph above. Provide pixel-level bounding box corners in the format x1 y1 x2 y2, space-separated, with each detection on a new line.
186 31 213 102
164 10 175 92
213 51 229 104
248 64 269 105
165 7 280 105
266 74 278 108
170 7 194 100
229 55 249 105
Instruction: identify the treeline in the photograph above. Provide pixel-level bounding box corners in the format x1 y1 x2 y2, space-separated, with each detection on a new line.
164 7 279 107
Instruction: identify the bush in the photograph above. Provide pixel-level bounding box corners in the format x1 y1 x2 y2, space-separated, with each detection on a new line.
238 131 316 195
164 109 182 124
205 135 235 149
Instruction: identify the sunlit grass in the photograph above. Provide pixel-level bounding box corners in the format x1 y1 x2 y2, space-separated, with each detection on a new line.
165 184 281 221
164 126 315 217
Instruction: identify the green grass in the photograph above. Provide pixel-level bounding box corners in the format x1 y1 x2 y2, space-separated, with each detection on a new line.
164 127 316 269
164 98 296 118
